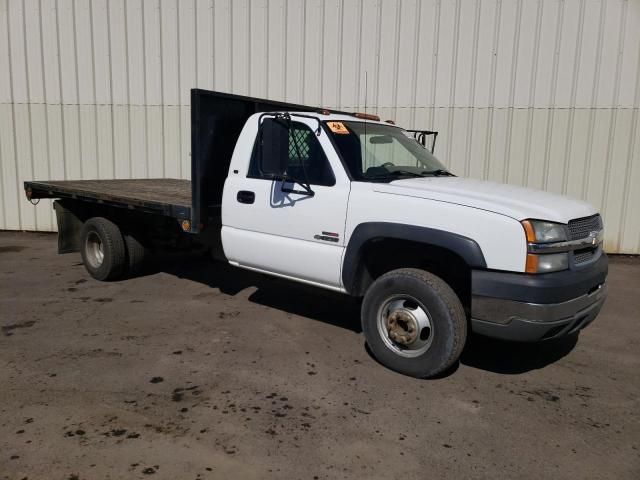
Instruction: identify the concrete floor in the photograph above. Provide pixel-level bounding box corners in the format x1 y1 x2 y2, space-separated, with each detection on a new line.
0 231 638 480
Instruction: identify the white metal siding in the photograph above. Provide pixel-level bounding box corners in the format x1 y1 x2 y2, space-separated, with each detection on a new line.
0 0 639 253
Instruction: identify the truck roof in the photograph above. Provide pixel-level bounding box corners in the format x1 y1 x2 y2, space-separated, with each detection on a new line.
282 111 398 128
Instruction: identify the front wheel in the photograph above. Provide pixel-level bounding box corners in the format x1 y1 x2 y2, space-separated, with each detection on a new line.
361 268 467 378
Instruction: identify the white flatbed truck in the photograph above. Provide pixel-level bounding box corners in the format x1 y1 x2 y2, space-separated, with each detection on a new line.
25 89 608 378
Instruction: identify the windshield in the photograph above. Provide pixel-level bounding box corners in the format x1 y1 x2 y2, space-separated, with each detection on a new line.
324 121 451 181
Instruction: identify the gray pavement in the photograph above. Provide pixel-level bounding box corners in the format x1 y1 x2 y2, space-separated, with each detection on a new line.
1 231 638 480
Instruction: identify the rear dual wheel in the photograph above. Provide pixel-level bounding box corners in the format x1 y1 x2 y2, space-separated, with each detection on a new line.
81 217 126 281
80 217 147 281
123 232 148 276
361 268 467 378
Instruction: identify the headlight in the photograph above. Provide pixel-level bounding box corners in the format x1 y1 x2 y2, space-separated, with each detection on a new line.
521 220 567 243
521 220 569 273
525 252 569 273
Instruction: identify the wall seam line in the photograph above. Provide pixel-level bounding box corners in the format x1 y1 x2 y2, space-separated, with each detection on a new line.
561 0 586 195
503 0 523 184
38 0 53 229
319 0 325 106
211 0 215 90
56 0 67 181
482 0 501 180
159 0 166 178
463 0 482 178
300 0 305 102
355 0 362 109
391 0 401 120
373 0 382 113
336 0 344 109
410 0 421 129
124 0 132 179
523 0 543 187
582 0 607 199
541 0 564 191
107 0 116 179
601 0 628 246
177 0 182 178
142 0 149 178
89 0 100 180
7 0 23 228
248 0 252 96
618 0 640 252
430 0 441 128
23 0 37 229
445 0 461 164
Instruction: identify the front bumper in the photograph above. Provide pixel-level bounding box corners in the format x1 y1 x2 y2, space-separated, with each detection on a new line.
470 254 608 342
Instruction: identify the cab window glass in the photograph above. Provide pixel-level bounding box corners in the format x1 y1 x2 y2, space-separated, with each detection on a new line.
250 120 335 186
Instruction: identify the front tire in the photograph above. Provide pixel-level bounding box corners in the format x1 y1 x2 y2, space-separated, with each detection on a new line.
80 217 126 281
361 268 467 378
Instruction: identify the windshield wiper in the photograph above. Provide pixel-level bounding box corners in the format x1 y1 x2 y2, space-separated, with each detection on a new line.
423 169 455 177
389 170 426 177
366 170 425 180
365 169 454 181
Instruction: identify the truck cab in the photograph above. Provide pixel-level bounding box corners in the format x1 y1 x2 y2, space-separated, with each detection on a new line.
25 89 607 379
222 110 607 377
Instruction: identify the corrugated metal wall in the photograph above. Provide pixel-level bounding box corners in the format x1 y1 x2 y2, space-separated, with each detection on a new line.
1 0 639 253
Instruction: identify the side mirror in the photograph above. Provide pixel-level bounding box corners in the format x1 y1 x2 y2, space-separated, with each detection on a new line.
259 118 289 176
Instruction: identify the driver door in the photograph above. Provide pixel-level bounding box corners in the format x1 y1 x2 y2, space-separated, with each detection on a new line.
222 117 351 290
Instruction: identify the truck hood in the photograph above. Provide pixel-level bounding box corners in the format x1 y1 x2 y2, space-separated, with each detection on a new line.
373 177 597 223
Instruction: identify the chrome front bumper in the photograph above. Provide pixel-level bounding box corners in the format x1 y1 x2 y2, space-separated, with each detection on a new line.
470 283 607 342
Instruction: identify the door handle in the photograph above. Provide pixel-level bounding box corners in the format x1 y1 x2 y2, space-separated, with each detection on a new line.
236 190 255 204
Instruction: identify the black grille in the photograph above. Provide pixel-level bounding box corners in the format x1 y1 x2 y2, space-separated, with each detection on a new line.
574 249 596 264
568 214 602 240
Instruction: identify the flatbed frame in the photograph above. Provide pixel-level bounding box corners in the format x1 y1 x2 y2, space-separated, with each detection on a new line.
25 179 193 221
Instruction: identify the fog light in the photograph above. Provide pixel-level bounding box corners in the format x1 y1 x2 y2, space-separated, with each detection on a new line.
525 253 569 273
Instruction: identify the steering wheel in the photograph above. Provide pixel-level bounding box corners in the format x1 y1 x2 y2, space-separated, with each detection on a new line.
381 162 395 168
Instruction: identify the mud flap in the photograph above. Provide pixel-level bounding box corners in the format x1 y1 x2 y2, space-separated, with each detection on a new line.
53 200 83 254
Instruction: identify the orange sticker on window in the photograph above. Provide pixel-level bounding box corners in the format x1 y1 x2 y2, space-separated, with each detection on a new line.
327 121 350 134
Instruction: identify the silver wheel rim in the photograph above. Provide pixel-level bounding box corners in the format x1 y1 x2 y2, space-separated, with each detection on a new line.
85 231 104 269
377 295 434 357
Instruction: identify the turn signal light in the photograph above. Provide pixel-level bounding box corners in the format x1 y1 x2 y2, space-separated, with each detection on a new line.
525 254 539 273
180 220 191 232
521 220 537 243
353 112 380 121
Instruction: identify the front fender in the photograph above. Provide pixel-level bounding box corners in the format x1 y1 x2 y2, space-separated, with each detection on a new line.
342 222 487 294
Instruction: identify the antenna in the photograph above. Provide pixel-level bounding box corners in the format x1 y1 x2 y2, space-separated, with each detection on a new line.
364 71 367 116
364 71 368 170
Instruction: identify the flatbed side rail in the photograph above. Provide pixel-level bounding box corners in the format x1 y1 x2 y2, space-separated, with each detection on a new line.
24 181 191 221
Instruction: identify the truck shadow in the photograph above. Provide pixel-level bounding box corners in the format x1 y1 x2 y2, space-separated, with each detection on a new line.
154 254 579 376
458 332 579 375
155 255 363 334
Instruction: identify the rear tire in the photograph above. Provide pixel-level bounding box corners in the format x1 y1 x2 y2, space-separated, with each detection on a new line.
80 217 126 281
124 233 148 277
361 268 467 378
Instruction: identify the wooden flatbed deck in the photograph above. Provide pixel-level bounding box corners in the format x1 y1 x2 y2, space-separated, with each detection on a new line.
25 179 193 220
